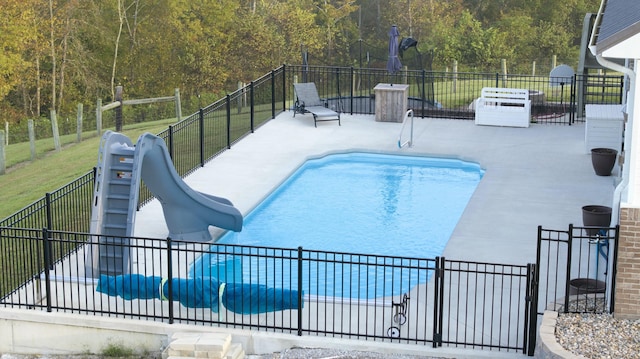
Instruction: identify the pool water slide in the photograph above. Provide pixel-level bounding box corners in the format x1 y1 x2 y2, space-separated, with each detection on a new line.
85 131 243 278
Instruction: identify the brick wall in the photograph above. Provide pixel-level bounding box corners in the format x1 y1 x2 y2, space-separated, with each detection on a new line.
615 206 640 320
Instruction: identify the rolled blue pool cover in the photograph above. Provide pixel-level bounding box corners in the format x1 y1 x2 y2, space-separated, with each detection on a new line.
96 274 302 314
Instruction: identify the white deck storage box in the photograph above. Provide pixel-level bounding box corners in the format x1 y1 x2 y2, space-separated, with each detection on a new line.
584 104 624 154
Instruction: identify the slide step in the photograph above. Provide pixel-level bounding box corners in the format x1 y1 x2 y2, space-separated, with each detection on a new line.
106 208 128 215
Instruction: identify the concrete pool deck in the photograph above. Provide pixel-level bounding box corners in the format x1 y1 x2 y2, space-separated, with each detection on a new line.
1 112 617 359
127 111 616 359
134 111 616 266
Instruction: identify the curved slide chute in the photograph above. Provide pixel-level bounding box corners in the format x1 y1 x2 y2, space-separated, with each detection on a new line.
132 132 243 238
85 131 242 277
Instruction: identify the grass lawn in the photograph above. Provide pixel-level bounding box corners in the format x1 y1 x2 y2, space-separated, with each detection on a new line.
0 118 178 219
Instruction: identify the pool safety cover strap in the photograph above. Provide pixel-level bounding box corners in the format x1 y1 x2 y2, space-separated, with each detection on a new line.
96 274 302 314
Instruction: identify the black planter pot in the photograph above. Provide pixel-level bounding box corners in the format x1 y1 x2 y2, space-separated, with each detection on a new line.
591 148 617 176
582 205 612 236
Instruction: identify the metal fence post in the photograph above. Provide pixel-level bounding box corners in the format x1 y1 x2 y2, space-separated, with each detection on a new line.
564 224 574 313
281 65 287 113
569 75 576 125
432 256 444 347
271 70 276 119
42 228 52 312
336 67 341 112
617 75 624 103
45 193 53 231
168 125 174 160
421 70 426 118
226 94 231 149
349 67 354 115
610 225 620 313
534 225 543 313
525 262 539 356
297 246 303 336
166 237 174 324
199 109 205 166
250 82 255 133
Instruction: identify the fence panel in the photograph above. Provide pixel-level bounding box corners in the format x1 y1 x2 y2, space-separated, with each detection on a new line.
283 65 626 125
0 170 95 298
168 115 204 177
298 250 436 344
581 74 625 105
1 229 535 353
536 225 618 315
45 171 94 233
0 228 45 300
439 259 532 352
253 71 281 127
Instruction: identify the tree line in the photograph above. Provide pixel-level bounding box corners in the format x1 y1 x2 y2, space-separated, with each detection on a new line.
1 0 600 129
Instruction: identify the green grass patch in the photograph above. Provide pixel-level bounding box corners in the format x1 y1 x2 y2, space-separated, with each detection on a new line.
0 118 177 219
101 343 135 357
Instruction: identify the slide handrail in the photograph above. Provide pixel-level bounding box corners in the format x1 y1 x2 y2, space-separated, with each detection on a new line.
397 109 414 148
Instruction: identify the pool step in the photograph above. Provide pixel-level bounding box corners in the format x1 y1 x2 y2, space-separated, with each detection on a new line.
163 332 244 359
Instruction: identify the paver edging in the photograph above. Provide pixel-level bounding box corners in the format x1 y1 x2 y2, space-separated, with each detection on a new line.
536 310 586 359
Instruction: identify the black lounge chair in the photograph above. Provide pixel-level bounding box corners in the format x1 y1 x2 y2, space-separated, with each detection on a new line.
293 82 341 127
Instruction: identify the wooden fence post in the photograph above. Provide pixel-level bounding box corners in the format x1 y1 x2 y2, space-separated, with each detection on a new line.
532 61 536 76
174 88 182 121
0 130 5 175
51 110 61 152
452 60 458 93
115 85 123 132
28 120 36 160
96 98 102 136
76 103 83 143
501 59 508 87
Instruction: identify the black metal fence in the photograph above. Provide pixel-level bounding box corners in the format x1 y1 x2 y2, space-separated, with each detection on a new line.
283 65 625 124
0 228 537 354
536 225 619 315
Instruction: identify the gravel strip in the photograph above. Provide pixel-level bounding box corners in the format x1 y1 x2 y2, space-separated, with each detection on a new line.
248 348 448 359
555 313 640 359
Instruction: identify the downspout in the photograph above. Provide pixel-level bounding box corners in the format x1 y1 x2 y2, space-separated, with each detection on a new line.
588 0 636 227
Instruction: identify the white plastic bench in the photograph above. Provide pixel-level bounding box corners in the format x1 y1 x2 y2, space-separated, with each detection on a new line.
474 87 531 128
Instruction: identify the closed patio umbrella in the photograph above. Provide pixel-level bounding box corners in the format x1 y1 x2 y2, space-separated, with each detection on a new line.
386 25 402 74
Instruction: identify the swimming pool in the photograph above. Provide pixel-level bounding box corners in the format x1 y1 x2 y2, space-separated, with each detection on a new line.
192 152 484 298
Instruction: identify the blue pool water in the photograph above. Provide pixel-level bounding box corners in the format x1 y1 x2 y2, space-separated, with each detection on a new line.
192 152 484 298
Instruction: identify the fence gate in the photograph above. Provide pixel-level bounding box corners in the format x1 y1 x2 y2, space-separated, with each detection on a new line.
435 258 538 355
535 224 618 316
